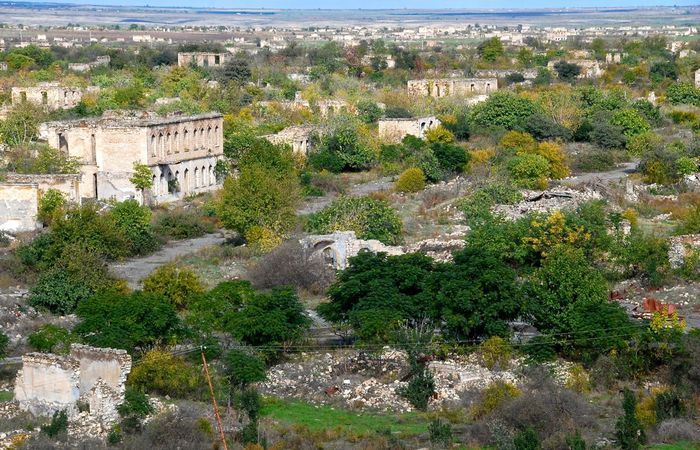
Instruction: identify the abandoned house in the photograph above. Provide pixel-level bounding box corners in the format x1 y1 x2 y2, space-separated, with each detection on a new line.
177 52 229 68
11 83 97 111
547 59 604 79
407 77 497 98
378 116 441 143
14 344 132 428
264 125 318 155
0 182 41 233
40 111 224 203
68 55 111 72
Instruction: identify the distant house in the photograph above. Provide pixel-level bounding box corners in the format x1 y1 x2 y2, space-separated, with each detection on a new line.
378 116 441 144
407 78 497 98
177 52 229 68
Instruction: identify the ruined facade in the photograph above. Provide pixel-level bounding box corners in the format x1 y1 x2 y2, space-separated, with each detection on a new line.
177 52 229 68
300 231 466 270
0 62 7 71
40 111 224 203
378 116 440 143
317 99 352 117
264 126 318 155
11 83 95 111
695 68 700 88
68 55 110 72
547 60 604 79
0 183 40 233
407 78 497 98
14 344 131 427
474 69 538 80
5 173 81 202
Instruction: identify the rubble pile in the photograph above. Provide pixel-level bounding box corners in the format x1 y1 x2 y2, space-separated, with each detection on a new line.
259 349 524 412
493 188 602 220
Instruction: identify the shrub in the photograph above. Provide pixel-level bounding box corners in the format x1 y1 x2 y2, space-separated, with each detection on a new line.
111 199 159 256
397 366 435 411
128 349 202 398
142 263 205 310
616 389 646 450
41 410 68 438
153 209 215 240
27 324 75 354
513 427 540 450
0 332 8 359
470 91 541 131
117 388 154 418
565 364 591 393
655 390 687 423
37 189 65 226
667 82 700 107
432 143 469 174
429 418 453 448
610 108 650 138
424 126 455 144
247 240 335 295
394 167 426 193
471 380 521 419
479 336 512 370
507 154 550 189
305 196 403 245
310 116 375 172
244 226 283 252
357 99 382 124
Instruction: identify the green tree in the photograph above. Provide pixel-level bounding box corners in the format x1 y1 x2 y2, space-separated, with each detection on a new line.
477 37 504 62
356 99 382 124
221 57 252 84
228 287 310 352
470 92 541 131
28 324 76 354
142 263 205 310
0 332 8 359
110 199 159 256
129 162 154 194
309 116 375 172
0 103 42 147
615 389 646 450
37 189 65 226
74 290 183 353
224 349 267 390
553 60 581 82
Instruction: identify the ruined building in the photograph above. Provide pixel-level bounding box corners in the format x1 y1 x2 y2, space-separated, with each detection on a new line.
177 52 229 68
14 344 132 428
68 55 111 73
378 116 441 143
407 78 497 98
11 83 97 111
40 111 224 203
264 125 318 156
0 183 40 233
547 60 604 79
695 68 700 88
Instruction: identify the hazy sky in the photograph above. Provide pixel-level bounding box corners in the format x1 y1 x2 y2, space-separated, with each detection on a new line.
28 0 700 8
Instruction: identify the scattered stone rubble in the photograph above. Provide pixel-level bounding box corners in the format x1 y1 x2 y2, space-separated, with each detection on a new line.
493 188 602 220
259 348 525 412
668 234 700 269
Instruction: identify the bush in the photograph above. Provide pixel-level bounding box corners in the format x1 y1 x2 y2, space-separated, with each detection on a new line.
244 225 283 252
507 154 550 189
27 324 75 354
128 349 202 398
471 380 521 419
429 418 453 447
394 167 426 193
424 126 455 144
153 209 215 240
616 389 646 450
37 189 65 226
142 263 205 310
111 199 159 256
310 116 375 172
0 332 8 359
357 99 382 124
667 82 700 107
41 410 68 438
470 91 541 131
479 336 512 370
305 196 403 245
397 366 435 411
565 364 591 393
513 427 540 450
247 240 335 295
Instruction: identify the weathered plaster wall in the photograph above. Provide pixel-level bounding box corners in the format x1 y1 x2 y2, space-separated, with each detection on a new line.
0 183 40 233
378 116 440 143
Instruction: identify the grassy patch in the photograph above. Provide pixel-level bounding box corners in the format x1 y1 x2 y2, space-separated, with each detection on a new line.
646 443 700 450
0 390 13 402
261 398 428 438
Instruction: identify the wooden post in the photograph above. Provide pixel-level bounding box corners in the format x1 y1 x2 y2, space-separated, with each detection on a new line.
202 351 228 450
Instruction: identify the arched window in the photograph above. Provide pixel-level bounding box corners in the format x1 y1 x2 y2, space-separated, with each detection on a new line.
184 129 189 151
166 132 172 155
174 131 179 153
202 165 207 186
158 133 163 157
193 129 198 150
151 134 156 157
209 165 215 185
194 167 199 188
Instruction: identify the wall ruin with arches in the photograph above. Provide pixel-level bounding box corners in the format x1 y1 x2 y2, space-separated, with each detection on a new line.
407 78 498 98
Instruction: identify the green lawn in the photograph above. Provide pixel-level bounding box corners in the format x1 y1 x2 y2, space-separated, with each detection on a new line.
260 398 428 437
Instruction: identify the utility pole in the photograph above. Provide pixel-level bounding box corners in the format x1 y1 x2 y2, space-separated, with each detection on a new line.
202 350 228 450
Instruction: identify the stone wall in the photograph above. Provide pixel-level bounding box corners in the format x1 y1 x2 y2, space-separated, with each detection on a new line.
264 126 318 155
407 78 497 97
474 69 538 80
177 52 228 68
5 173 81 202
14 344 131 427
696 68 700 88
378 116 440 143
0 183 40 233
11 83 88 111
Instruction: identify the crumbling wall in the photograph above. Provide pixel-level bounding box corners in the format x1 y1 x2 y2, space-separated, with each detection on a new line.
5 173 81 202
0 183 40 233
14 354 81 418
378 116 440 143
407 78 497 97
177 52 228 68
14 344 132 427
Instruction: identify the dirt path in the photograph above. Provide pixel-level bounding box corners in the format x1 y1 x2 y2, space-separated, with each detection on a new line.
109 232 227 289
563 161 638 185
